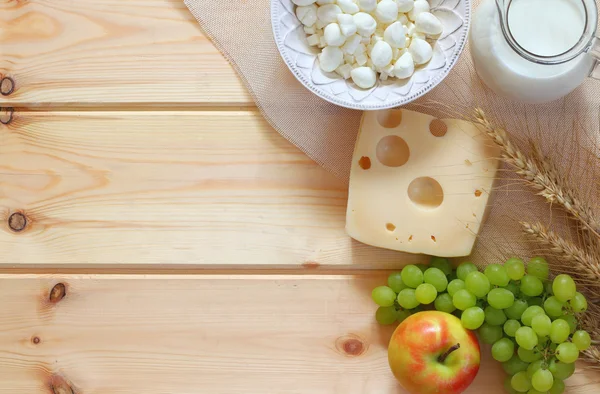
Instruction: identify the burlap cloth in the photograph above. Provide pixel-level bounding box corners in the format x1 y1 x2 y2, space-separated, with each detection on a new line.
185 0 600 265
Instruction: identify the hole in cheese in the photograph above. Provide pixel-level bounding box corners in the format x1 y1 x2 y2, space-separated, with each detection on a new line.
386 223 396 232
475 189 482 197
407 177 444 209
431 235 436 242
429 119 448 137
377 109 403 128
376 136 410 167
358 156 371 170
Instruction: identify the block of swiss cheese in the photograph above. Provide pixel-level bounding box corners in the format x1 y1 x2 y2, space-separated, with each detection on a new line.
346 109 501 257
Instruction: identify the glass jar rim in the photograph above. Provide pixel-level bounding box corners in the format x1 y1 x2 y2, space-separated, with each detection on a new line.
496 0 599 65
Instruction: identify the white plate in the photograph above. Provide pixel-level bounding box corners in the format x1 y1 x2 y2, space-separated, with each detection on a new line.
271 0 470 110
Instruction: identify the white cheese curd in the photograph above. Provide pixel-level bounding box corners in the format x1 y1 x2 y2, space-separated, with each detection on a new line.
292 0 317 5
337 14 358 36
370 41 393 68
396 0 414 13
319 46 344 72
296 4 318 27
342 34 362 54
358 0 377 12
353 12 377 36
324 23 347 46
316 0 334 4
415 12 443 36
351 66 377 88
408 38 433 64
408 0 430 21
394 52 415 78
375 0 399 24
338 0 360 14
384 22 407 48
317 4 342 23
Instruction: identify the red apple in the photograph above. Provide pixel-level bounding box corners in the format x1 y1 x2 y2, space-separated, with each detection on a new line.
388 311 480 394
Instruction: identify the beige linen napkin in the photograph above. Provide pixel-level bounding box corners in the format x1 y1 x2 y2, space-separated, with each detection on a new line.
185 0 600 264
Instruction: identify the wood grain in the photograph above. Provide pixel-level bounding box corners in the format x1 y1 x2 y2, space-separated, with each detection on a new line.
0 110 426 268
3 273 596 394
0 0 250 106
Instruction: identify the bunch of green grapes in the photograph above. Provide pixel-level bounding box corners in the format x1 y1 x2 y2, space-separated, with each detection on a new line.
371 256 593 394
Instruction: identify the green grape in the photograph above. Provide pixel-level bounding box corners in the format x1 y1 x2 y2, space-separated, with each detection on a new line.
521 275 544 297
504 319 521 337
531 314 552 337
548 379 565 394
492 337 515 362
527 257 550 281
465 271 491 298
516 326 538 350
550 319 570 344
545 281 554 295
549 359 575 380
396 309 412 323
453 289 476 310
488 288 515 309
430 256 452 275
505 257 526 280
528 297 543 307
401 265 424 288
434 293 456 314
544 296 564 318
484 263 510 286
375 306 398 325
521 306 545 326
526 389 545 394
557 314 578 333
572 330 592 351
526 359 544 380
415 283 437 304
552 274 577 302
518 347 542 363
485 305 507 326
503 355 530 375
506 281 521 297
531 368 553 392
371 286 397 307
511 371 532 392
457 261 478 281
504 376 520 394
570 292 588 313
397 289 420 309
479 323 504 344
423 268 448 292
556 342 579 364
506 299 529 320
461 306 485 330
387 272 407 293
416 263 429 273
447 279 465 297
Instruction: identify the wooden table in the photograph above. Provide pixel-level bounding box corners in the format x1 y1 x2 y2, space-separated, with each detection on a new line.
0 1 598 392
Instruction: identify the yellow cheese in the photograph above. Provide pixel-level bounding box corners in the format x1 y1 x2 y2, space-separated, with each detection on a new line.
346 109 501 257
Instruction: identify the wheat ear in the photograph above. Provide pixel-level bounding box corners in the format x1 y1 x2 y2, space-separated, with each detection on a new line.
521 221 600 285
473 109 600 237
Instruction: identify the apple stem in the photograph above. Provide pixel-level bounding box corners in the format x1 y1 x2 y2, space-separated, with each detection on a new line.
438 343 461 363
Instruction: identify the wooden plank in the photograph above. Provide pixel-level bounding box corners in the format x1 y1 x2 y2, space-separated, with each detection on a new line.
0 0 251 106
0 110 425 268
4 273 597 394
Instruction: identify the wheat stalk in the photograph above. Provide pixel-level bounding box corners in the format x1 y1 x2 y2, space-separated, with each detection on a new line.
521 222 600 286
473 109 600 238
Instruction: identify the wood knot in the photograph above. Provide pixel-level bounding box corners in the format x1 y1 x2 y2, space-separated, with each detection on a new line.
0 107 14 125
0 76 15 96
49 374 75 394
49 283 66 303
335 334 367 357
302 261 320 269
32 336 41 345
8 212 27 232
